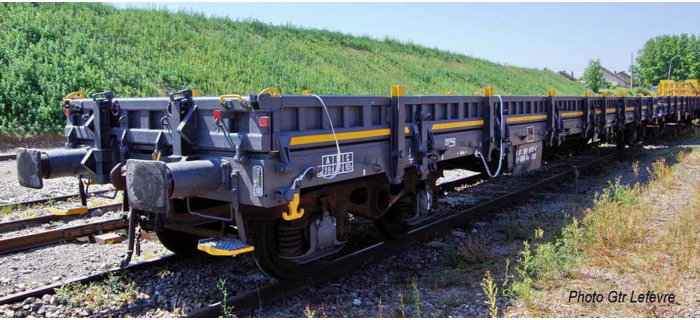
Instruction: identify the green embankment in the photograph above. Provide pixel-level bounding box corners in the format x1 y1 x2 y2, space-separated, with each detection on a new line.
0 3 586 135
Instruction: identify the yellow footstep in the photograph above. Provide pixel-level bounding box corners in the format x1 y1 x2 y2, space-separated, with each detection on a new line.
197 237 254 256
48 204 88 216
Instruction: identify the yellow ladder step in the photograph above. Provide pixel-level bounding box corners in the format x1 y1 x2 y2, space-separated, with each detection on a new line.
197 237 254 256
48 205 88 216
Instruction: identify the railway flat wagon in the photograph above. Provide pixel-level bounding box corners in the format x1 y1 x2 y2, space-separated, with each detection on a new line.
16 86 700 278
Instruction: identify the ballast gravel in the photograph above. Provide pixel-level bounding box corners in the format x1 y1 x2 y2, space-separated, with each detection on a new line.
0 238 170 298
0 209 123 240
1 132 699 318
0 158 112 205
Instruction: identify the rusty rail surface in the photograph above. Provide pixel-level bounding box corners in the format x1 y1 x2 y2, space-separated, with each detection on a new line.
0 215 127 255
0 188 117 209
0 203 122 232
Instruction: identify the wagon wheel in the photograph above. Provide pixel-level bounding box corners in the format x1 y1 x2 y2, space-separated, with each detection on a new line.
251 219 315 279
373 195 413 239
636 124 647 143
156 229 202 255
625 125 638 147
615 129 626 151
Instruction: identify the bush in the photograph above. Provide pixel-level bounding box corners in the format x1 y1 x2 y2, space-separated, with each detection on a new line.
0 3 586 136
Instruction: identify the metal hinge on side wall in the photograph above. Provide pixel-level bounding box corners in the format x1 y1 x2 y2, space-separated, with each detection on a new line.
389 85 406 185
482 88 495 161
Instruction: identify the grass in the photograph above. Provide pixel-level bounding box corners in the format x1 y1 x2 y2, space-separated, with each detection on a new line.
507 175 653 309
444 233 492 268
411 281 422 317
132 245 171 263
503 139 700 316
216 278 235 318
55 272 138 311
0 190 122 220
500 220 532 241
0 3 586 136
0 204 17 216
0 202 50 220
661 189 700 281
480 271 499 318
397 293 407 318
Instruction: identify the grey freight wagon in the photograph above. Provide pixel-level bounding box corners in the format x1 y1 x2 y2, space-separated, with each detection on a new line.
16 86 700 278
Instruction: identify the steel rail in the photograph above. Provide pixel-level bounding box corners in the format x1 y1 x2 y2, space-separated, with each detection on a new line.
0 216 127 255
0 254 180 305
0 188 117 209
186 150 616 317
0 154 16 162
0 126 689 314
0 203 122 233
189 126 696 317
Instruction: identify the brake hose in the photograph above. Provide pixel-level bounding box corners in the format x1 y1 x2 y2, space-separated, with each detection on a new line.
474 94 505 178
288 94 342 192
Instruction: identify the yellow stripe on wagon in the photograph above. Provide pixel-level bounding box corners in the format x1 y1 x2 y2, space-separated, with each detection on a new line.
289 112 580 145
506 115 547 123
561 111 583 118
290 127 411 146
431 120 484 130
290 128 391 146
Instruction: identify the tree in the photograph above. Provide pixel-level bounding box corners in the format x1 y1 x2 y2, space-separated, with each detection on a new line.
636 34 700 87
584 59 605 93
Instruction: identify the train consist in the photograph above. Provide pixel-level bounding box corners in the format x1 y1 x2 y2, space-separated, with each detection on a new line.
16 84 700 278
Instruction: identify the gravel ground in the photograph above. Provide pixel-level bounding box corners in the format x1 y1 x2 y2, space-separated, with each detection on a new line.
0 144 273 318
232 131 700 318
0 143 595 318
0 237 170 298
0 130 697 318
0 138 64 155
0 248 273 317
0 209 123 240
0 158 112 205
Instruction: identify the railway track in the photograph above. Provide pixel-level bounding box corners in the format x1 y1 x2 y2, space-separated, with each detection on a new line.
0 203 124 255
1 126 692 317
0 154 15 162
186 147 618 317
0 188 118 210
0 144 608 314
0 254 180 305
187 126 693 317
0 203 122 233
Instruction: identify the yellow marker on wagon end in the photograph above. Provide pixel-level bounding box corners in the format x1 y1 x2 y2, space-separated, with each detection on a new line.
391 85 405 97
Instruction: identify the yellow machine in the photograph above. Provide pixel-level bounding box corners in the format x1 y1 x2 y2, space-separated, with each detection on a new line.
658 79 700 96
